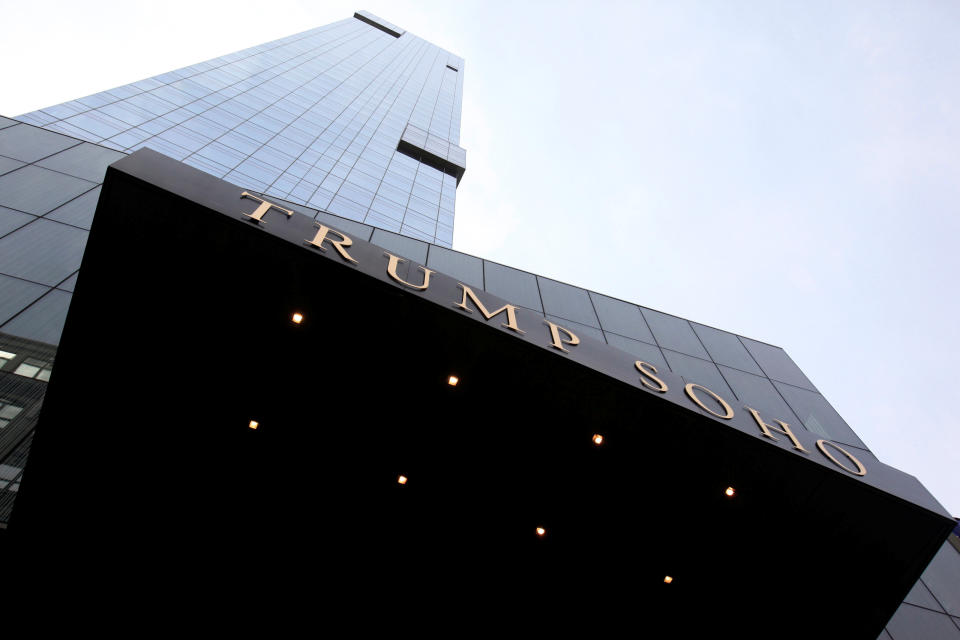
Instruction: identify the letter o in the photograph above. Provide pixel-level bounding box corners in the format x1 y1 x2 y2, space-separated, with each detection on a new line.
684 383 734 420
816 439 867 476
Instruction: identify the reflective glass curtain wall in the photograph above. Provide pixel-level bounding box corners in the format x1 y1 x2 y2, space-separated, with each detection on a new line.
17 12 464 246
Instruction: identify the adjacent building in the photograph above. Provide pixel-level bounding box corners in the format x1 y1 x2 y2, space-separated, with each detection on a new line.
0 11 957 637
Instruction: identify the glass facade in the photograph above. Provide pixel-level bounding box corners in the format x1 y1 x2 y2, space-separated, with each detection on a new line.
17 12 464 247
0 12 956 637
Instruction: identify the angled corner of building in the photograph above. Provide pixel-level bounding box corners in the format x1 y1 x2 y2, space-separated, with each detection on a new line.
0 11 958 635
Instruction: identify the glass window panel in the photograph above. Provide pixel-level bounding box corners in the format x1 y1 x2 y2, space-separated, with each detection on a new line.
13 362 40 378
435 225 453 247
0 219 88 286
314 212 373 242
368 196 405 221
0 206 35 238
253 144 294 170
399 225 434 243
8 112 50 127
319 174 344 193
330 162 352 179
64 111 129 139
363 210 402 234
203 107 244 130
773 382 866 448
0 289 72 345
354 157 386 179
483 261 542 313
181 115 230 139
218 130 261 156
105 84 142 100
98 101 154 127
326 195 367 221
401 210 436 235
718 365 801 426
545 315 605 343
289 181 319 204
589 292 655 343
538 277 600 328
224 168 268 193
426 245 483 289
0 275 49 325
0 124 79 163
741 337 817 391
157 127 209 153
307 187 335 211
45 186 102 230
885 603 960 640
233 157 283 185
663 350 734 400
138 116 176 135
336 182 375 208
195 141 246 169
57 272 79 293
235 121 273 143
603 333 669 371
406 195 438 218
0 156 25 176
106 129 153 150
181 154 230 178
36 143 126 183
40 100 86 120
691 323 764 375
411 182 440 204
0 402 23 422
0 166 97 216
382 171 413 191
920 541 960 617
135 137 190 161
152 85 194 107
903 579 944 611
344 170 380 192
370 229 428 264
640 307 709 359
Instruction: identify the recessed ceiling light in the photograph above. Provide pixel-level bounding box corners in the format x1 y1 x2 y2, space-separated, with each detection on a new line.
592 433 604 445
536 527 546 537
292 312 304 324
725 486 735 497
447 375 459 386
664 576 673 584
397 475 408 485
248 420 259 430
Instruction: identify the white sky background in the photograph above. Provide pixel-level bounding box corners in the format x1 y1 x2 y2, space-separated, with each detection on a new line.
1 0 958 517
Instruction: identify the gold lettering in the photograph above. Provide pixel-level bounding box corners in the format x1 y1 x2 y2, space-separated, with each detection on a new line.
544 321 580 353
635 361 668 393
745 407 808 452
816 439 867 476
305 224 358 264
385 253 434 291
684 383 734 419
454 284 525 334
241 191 293 224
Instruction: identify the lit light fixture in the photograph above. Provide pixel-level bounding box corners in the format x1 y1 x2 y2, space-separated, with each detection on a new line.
447 375 459 386
248 420 259 430
725 486 736 497
592 433 604 445
292 312 304 324
397 475 408 485
664 576 673 584
536 527 546 537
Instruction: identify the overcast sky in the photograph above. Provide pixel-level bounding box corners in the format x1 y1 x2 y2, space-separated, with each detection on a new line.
2 0 958 517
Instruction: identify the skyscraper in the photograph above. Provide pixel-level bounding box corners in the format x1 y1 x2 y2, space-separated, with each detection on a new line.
1 11 957 636
16 10 464 247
